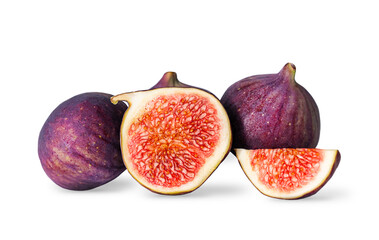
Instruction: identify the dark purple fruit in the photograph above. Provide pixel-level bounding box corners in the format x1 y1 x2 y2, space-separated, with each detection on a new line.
221 63 320 150
38 92 127 190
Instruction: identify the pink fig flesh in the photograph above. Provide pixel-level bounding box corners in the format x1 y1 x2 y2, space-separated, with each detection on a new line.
235 148 341 199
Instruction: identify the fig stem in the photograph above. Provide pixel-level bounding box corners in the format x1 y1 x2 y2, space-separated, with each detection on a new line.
151 72 190 89
162 72 180 87
111 92 139 106
280 63 296 84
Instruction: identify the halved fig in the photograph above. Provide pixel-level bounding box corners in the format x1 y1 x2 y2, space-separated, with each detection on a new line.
235 148 340 199
111 87 232 194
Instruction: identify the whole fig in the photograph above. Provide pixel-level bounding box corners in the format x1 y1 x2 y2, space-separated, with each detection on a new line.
38 92 127 190
221 63 320 150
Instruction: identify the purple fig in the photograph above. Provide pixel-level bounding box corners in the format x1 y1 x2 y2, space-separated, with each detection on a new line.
221 63 320 150
38 92 127 190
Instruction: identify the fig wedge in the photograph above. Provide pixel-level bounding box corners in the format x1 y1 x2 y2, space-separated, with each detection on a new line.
235 148 340 199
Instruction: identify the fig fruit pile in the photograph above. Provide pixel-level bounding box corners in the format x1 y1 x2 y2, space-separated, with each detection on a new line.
38 63 340 199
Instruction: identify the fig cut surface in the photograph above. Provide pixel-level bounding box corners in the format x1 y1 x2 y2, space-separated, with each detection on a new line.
235 148 340 199
112 88 232 194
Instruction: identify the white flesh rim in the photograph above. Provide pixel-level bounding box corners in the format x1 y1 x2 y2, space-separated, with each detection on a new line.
112 88 232 194
235 148 339 199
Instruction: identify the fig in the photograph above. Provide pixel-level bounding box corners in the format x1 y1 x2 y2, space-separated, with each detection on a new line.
221 63 320 150
111 78 232 194
38 92 127 190
235 148 341 199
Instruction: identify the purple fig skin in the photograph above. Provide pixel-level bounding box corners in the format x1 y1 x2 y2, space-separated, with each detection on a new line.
38 92 127 190
221 63 320 150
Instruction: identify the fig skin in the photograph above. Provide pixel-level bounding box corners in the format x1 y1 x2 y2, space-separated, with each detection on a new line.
38 92 127 190
221 63 320 150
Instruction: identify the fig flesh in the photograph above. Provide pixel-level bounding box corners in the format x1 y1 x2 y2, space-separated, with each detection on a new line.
235 148 341 199
111 86 232 194
221 63 320 150
38 92 127 190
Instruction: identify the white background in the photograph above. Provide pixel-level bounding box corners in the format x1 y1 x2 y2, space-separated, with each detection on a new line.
1 0 378 239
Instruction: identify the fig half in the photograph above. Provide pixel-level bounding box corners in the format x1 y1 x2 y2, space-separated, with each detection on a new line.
111 86 232 194
221 63 320 150
235 148 341 199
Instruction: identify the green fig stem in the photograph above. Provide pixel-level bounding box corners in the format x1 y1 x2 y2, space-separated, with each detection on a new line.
279 63 296 84
111 92 141 107
110 94 127 105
